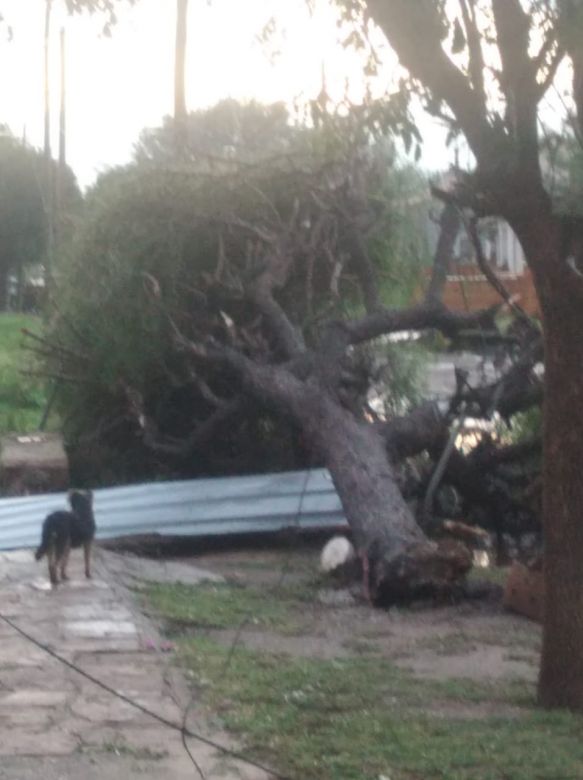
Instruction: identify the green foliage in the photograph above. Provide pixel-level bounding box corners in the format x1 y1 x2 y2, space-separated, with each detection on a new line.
505 407 543 445
143 574 583 780
499 407 543 444
0 314 50 434
543 133 583 217
0 135 46 289
0 130 82 306
144 581 300 631
135 99 294 164
50 101 429 483
179 638 583 780
371 341 429 415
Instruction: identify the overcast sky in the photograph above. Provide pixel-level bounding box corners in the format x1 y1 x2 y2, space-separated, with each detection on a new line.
0 0 456 188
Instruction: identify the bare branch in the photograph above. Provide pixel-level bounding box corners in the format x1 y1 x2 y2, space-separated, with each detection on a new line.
346 299 500 346
249 285 306 358
463 214 537 332
534 39 566 101
185 369 232 409
458 0 487 111
491 0 541 172
345 224 382 312
123 382 244 457
366 0 505 167
451 337 544 419
20 369 88 384
380 402 446 460
425 202 461 303
21 328 90 364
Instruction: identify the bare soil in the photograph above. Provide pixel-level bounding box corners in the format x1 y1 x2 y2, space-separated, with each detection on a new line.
175 542 541 694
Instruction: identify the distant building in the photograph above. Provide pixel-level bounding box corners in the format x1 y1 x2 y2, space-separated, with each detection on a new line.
424 178 539 316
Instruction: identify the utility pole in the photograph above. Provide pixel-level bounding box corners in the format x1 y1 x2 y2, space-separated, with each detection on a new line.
58 26 66 170
174 0 189 157
56 25 67 228
43 0 55 291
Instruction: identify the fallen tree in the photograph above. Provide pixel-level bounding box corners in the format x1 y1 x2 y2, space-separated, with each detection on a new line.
154 206 542 600
36 109 544 603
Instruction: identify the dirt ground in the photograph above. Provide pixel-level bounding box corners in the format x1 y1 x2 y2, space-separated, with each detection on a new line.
170 539 541 703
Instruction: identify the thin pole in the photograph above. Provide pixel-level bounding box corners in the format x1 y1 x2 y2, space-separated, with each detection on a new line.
174 0 189 156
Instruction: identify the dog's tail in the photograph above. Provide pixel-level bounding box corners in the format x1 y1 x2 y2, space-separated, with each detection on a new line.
35 527 54 561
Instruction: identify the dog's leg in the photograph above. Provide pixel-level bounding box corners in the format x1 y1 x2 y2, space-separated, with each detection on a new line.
83 541 93 579
59 541 71 581
47 545 58 586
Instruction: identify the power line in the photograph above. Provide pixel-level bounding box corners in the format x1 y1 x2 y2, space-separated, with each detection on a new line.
176 466 313 779
0 611 291 780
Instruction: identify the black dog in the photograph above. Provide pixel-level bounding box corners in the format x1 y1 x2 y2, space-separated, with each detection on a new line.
35 490 96 586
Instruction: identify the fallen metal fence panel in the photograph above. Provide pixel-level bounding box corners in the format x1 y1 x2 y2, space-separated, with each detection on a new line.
0 469 347 551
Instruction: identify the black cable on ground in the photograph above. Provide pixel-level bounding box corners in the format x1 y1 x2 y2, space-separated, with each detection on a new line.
177 467 312 779
0 612 291 780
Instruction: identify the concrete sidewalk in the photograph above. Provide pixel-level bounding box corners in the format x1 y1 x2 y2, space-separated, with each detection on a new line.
0 548 267 779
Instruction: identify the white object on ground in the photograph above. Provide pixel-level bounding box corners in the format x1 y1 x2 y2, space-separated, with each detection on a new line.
320 535 356 573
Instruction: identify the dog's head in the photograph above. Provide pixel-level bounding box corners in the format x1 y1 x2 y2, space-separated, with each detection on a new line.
68 490 93 513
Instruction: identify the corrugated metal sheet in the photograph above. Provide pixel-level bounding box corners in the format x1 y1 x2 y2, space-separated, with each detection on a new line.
0 469 347 551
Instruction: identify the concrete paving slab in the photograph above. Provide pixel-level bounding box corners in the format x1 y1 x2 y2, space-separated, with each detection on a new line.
0 689 69 707
0 547 269 779
0 728 79 757
63 620 138 639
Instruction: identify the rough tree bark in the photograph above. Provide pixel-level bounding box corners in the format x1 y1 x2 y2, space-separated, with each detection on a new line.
281 384 469 601
164 293 476 602
519 216 583 709
365 0 583 710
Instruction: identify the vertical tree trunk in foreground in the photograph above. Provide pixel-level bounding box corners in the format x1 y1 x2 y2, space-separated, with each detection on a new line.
531 223 583 709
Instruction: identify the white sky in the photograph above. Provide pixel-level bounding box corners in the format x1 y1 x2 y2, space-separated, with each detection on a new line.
0 0 455 187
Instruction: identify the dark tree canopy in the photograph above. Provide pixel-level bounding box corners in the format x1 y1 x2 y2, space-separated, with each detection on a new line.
135 100 295 165
46 102 429 485
0 130 81 308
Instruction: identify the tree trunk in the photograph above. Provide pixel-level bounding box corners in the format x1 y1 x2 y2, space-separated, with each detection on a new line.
230 357 472 602
531 224 583 710
300 393 472 602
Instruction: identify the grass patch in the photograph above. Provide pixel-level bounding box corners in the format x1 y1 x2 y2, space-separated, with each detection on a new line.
144 581 583 780
177 637 583 780
144 581 301 631
417 631 478 656
0 314 52 434
468 565 509 588
342 637 380 656
80 739 168 761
